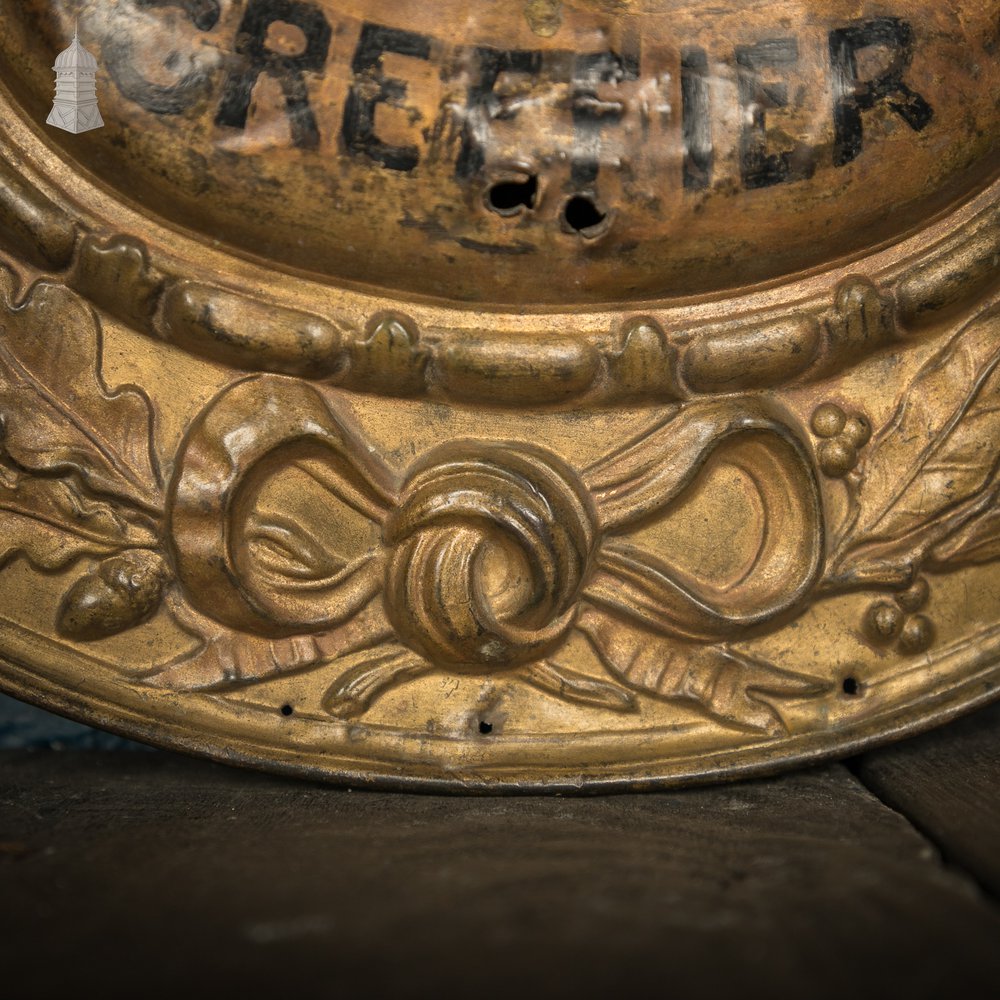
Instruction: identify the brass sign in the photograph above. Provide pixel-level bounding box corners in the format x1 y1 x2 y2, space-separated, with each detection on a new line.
0 1 996 788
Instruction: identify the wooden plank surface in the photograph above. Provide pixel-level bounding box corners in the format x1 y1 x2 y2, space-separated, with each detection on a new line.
1 751 999 998
854 700 1000 897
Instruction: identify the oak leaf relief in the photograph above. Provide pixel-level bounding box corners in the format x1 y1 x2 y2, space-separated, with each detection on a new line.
0 280 162 514
829 308 1000 588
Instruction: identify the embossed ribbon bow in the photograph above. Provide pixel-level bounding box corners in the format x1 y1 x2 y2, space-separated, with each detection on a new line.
163 374 825 726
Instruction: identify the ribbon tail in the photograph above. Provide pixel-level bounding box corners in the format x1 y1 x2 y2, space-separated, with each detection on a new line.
323 643 431 718
522 659 638 713
141 590 392 691
586 544 734 641
577 604 830 734
587 537 822 641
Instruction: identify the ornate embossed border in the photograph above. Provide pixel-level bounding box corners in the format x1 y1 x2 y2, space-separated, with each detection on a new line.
0 80 998 407
0 619 997 791
1 72 1000 790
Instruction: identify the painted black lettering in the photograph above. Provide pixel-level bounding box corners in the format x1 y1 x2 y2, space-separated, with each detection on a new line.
736 38 815 190
681 47 712 191
455 47 544 180
342 23 433 171
570 50 639 188
104 1 219 114
215 0 331 150
829 17 934 167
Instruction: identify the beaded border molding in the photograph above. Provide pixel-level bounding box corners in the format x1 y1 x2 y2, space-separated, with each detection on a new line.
0 87 998 408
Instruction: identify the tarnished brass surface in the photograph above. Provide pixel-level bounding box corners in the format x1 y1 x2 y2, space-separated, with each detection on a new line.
0 1 997 789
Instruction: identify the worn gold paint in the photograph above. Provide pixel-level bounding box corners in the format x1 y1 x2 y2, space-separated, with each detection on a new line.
0 1 995 789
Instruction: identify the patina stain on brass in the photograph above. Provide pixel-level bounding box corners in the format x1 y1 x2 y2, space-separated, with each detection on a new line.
0 1 996 789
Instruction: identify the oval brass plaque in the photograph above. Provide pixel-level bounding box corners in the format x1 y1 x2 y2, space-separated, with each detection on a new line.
0 1 997 789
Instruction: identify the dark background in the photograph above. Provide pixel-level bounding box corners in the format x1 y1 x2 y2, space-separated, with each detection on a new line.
1 692 998 998
0 691 143 748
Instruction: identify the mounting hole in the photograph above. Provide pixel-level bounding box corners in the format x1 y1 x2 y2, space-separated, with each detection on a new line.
280 703 294 717
486 175 538 216
562 194 609 237
478 720 493 735
841 677 862 697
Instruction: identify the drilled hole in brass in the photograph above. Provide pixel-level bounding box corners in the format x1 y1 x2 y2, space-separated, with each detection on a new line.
486 175 538 216
563 194 608 236
842 677 862 697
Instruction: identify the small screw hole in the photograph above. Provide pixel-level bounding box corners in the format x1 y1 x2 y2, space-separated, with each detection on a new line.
842 677 861 697
478 720 493 735
280 704 294 716
486 175 538 215
563 194 608 236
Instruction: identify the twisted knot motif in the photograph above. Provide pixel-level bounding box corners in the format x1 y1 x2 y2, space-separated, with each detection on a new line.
169 375 825 674
384 446 596 669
